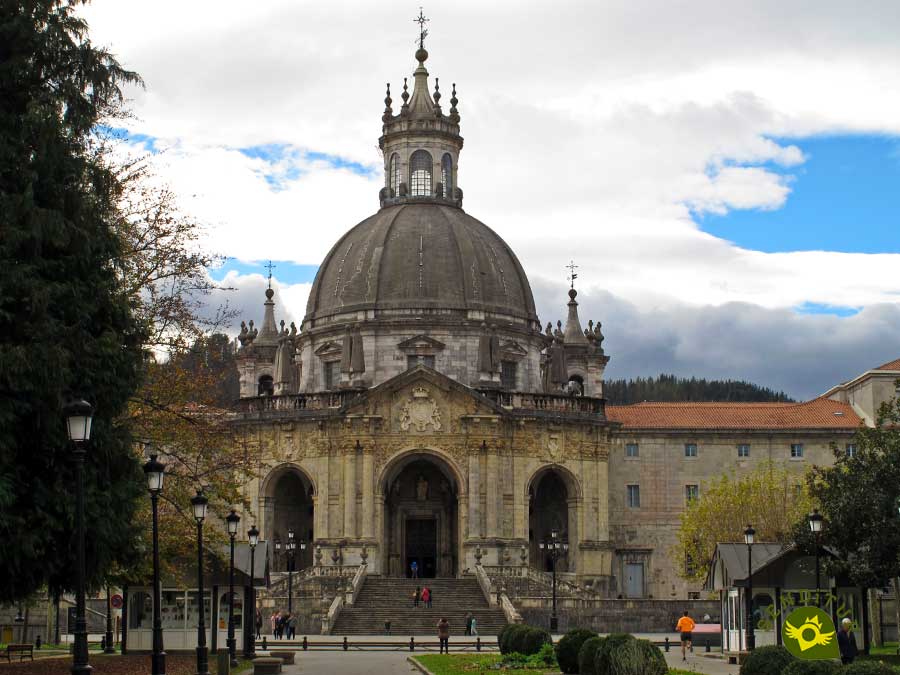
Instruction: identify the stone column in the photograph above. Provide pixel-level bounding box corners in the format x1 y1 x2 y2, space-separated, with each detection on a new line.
343 448 357 539
316 458 329 541
362 449 375 539
486 450 499 538
468 451 481 538
567 497 579 573
596 460 609 540
512 454 526 539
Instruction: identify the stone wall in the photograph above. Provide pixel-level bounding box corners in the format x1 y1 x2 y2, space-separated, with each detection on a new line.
516 598 720 635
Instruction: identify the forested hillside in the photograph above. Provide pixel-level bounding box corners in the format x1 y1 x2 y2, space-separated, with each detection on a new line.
604 374 794 404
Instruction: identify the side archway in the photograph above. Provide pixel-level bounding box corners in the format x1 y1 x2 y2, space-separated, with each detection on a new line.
261 464 316 571
378 449 463 578
526 464 581 573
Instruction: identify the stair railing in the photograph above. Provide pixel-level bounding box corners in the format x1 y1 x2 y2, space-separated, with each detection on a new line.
474 563 496 607
348 562 367 606
321 563 367 634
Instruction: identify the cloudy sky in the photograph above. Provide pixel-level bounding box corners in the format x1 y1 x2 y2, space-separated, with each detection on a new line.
82 1 900 399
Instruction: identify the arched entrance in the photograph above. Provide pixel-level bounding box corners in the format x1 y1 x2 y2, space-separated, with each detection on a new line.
528 468 574 572
381 452 460 578
264 467 315 571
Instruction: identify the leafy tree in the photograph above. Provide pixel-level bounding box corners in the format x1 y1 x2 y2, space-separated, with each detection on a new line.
605 373 793 404
807 389 900 589
0 0 144 601
675 462 814 584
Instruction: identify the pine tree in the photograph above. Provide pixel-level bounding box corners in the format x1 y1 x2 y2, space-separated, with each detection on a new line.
604 374 793 404
0 1 144 601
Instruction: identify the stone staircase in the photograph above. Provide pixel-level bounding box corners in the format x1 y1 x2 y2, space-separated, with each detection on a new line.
331 576 508 635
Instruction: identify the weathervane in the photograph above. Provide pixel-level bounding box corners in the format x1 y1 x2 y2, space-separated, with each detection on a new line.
414 7 429 49
265 260 276 289
566 260 579 289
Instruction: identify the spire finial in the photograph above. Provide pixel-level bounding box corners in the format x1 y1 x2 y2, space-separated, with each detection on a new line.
414 7 429 50
401 77 410 112
566 260 579 290
433 77 442 116
449 82 459 124
383 83 393 122
265 260 276 289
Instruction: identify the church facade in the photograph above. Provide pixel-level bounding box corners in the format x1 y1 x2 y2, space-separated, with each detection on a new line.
230 39 898 601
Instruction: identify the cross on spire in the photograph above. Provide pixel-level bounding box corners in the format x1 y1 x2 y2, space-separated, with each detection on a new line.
265 260 276 288
414 7 429 49
566 260 579 289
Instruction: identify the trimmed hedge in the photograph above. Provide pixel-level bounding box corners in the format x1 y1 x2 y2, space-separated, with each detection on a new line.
782 661 840 675
556 628 598 674
498 623 551 656
604 637 667 675
842 662 896 675
595 633 635 675
578 636 606 675
738 645 794 675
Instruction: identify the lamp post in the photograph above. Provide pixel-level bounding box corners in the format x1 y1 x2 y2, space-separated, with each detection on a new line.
104 585 115 653
809 509 824 607
538 529 569 633
246 525 259 659
64 399 93 675
744 524 756 651
190 490 209 675
287 528 296 614
225 510 241 668
143 452 167 675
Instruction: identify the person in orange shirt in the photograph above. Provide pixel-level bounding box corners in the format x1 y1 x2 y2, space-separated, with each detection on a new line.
675 610 696 662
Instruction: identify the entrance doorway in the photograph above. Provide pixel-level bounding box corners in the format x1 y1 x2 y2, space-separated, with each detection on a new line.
382 453 459 578
405 518 438 578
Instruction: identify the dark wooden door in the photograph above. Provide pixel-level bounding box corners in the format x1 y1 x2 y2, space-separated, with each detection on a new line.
405 518 438 578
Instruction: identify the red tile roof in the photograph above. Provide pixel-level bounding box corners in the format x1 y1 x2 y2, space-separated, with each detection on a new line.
875 358 900 371
606 398 862 430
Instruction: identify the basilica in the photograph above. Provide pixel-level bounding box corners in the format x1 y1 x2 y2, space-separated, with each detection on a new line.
230 36 897 605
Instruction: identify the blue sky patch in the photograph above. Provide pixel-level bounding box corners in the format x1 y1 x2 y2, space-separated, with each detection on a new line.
236 143 377 190
696 134 900 253
794 302 860 317
209 259 319 285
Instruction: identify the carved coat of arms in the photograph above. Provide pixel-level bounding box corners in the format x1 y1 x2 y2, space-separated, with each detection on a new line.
399 386 443 432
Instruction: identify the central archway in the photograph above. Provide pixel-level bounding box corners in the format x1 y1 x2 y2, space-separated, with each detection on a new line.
262 466 315 571
380 451 460 578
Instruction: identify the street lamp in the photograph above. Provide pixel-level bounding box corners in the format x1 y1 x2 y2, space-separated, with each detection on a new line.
64 398 93 675
190 490 209 675
225 510 241 668
538 529 569 633
143 452 166 675
246 524 259 659
744 524 756 651
287 528 296 615
104 585 115 653
809 509 824 607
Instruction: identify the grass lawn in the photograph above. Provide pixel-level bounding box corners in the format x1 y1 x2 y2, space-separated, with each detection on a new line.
412 654 702 674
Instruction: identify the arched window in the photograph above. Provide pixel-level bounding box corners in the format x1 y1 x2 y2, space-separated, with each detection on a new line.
441 153 453 196
389 153 400 196
409 150 432 197
258 374 274 396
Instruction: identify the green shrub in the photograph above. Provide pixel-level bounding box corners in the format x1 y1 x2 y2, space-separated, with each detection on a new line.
556 628 598 674
578 636 606 675
595 633 635 675
782 661 840 675
604 637 667 675
738 645 794 675
499 623 528 655
518 626 552 656
842 662 896 675
527 642 557 667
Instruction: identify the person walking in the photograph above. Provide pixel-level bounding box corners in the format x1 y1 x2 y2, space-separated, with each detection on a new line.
427 586 434 608
464 612 473 636
838 618 858 664
411 560 419 579
255 608 262 640
422 586 431 609
675 610 695 662
270 611 278 638
413 586 421 608
437 617 450 654
470 615 478 637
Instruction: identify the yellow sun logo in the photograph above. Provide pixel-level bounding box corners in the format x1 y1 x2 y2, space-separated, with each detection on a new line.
784 613 835 652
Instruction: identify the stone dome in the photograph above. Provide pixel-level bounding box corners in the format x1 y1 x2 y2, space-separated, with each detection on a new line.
304 202 539 328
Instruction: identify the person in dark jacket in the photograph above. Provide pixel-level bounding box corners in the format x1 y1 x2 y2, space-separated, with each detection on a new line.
837 618 858 664
437 617 450 653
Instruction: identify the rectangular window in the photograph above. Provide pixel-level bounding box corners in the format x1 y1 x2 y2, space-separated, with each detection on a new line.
846 443 857 458
684 443 698 458
737 444 750 458
687 591 701 600
685 484 699 503
406 354 436 370
790 443 804 458
625 443 639 458
626 484 641 508
323 361 339 389
501 360 518 390
685 553 696 577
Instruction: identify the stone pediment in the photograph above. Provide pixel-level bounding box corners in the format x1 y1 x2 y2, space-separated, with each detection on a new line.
314 341 343 357
499 340 528 360
396 335 447 352
341 365 504 425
